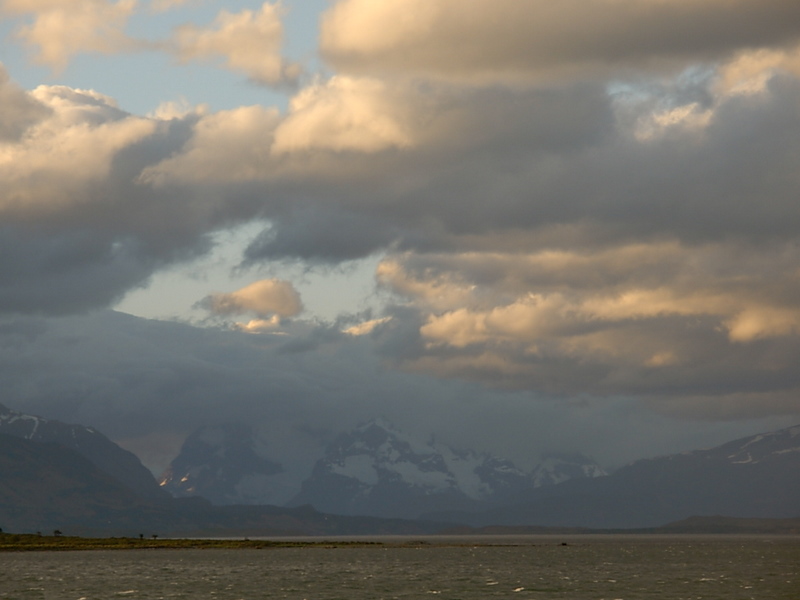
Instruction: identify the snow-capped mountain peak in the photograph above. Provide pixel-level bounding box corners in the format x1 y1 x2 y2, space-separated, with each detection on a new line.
289 418 604 519
323 419 463 493
717 424 800 465
0 403 100 442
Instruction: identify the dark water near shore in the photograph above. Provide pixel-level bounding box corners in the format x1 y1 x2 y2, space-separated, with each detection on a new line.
1 535 798 599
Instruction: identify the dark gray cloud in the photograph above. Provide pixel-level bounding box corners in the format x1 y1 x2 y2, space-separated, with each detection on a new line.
212 74 800 258
243 206 400 263
0 84 231 314
0 226 156 314
321 0 800 83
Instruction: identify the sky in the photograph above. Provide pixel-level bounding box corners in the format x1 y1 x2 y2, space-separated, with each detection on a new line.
2 0 800 482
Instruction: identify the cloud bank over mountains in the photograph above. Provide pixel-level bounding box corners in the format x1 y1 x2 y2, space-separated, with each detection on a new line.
1 0 799 469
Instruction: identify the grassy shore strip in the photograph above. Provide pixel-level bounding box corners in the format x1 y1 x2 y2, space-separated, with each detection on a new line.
0 534 389 552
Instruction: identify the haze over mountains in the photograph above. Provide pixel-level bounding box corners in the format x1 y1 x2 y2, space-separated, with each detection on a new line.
161 418 604 519
0 403 798 535
287 419 601 519
430 424 800 529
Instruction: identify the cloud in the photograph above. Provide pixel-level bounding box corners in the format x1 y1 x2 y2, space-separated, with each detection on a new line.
320 0 800 84
142 76 615 233
716 43 800 93
0 227 158 315
0 65 51 141
198 279 303 320
139 104 281 184
243 207 401 264
143 75 425 188
1 0 138 72
0 0 300 83
344 316 391 337
0 76 254 314
373 239 800 413
0 85 157 214
171 1 301 85
272 76 414 154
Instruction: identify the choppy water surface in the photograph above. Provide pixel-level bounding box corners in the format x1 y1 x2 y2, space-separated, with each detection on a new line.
0 535 798 599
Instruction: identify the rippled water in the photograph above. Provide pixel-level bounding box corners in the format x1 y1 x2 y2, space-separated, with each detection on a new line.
0 535 798 599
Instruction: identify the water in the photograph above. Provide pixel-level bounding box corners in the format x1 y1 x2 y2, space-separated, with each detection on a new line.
0 535 798 599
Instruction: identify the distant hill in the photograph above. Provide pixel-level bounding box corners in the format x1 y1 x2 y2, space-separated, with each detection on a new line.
0 403 167 502
443 516 800 535
426 425 800 529
655 515 800 534
0 433 151 533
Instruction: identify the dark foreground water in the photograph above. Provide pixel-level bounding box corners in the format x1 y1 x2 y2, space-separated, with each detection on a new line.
1 535 798 599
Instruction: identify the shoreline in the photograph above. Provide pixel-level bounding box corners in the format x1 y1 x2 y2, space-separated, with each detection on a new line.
2 530 800 552
0 533 391 552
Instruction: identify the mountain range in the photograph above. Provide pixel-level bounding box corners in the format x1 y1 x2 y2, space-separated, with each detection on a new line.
0 402 798 535
0 404 434 535
161 418 606 519
430 424 800 529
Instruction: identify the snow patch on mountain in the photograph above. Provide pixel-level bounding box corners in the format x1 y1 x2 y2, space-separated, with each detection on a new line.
331 454 380 485
317 420 508 500
441 448 491 499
